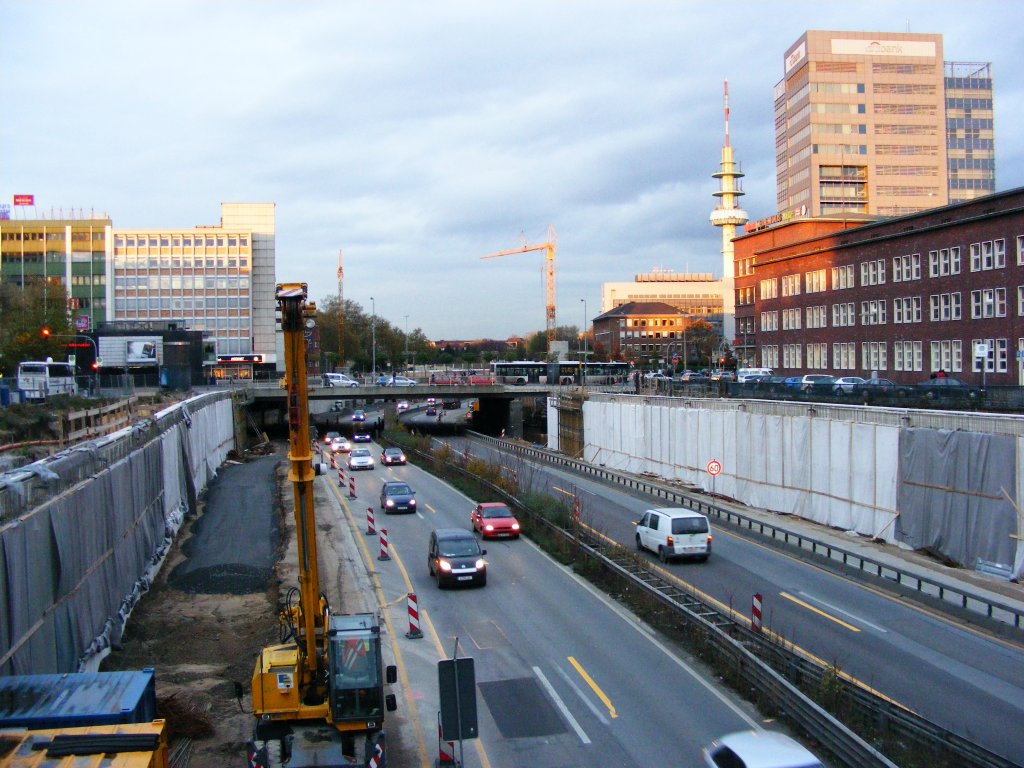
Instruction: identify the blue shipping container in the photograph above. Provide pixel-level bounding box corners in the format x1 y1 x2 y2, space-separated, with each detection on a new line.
0 669 157 729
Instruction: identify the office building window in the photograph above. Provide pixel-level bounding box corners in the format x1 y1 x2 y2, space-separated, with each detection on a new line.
804 269 826 293
928 247 961 277
833 342 857 371
805 305 827 328
971 338 1007 373
782 308 802 330
893 341 923 372
762 345 779 368
929 293 962 321
893 253 921 282
893 296 922 323
970 239 1006 271
930 340 963 373
861 341 887 371
781 274 801 297
860 299 887 325
782 344 802 369
1018 286 1024 316
760 278 778 300
860 259 886 286
970 287 1006 318
831 264 855 290
831 302 856 327
1017 235 1024 266
760 311 778 331
807 343 828 369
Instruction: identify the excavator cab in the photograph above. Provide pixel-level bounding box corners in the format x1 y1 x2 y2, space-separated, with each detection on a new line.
327 614 397 731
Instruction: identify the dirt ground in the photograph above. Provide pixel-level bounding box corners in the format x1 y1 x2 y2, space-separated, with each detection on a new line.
102 456 285 768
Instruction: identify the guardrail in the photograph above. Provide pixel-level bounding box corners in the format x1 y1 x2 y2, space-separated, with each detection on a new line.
474 432 1024 632
397 435 1018 768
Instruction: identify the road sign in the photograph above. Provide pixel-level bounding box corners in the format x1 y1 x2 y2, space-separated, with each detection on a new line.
438 657 478 740
706 459 722 476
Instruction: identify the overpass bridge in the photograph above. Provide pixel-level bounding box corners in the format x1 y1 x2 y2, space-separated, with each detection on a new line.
246 381 559 437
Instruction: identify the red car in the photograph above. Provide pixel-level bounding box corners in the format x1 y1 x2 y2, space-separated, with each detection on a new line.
471 502 521 539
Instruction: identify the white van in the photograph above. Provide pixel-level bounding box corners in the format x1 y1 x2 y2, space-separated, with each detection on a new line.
736 367 773 383
634 508 712 563
323 372 359 388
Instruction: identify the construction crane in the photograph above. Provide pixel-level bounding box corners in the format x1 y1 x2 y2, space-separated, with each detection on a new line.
251 283 397 767
481 225 557 345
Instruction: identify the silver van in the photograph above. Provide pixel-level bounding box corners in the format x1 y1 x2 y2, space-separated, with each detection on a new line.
323 372 359 388
634 508 712 563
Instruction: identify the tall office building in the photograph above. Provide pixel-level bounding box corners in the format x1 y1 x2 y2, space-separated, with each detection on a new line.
775 30 994 218
110 203 276 360
0 212 112 329
945 62 996 203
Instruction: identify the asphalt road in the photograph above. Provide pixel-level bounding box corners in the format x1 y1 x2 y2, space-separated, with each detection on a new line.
451 434 1024 766
317 438 773 768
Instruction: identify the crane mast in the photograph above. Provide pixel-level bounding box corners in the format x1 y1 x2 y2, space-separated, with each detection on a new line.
481 225 557 345
251 283 397 767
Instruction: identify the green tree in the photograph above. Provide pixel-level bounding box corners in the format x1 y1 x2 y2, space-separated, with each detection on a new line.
0 281 73 376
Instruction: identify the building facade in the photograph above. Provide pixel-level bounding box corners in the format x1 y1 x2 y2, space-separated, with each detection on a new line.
109 202 275 363
0 214 112 329
593 301 691 367
734 187 1024 386
1 202 278 371
775 30 994 218
601 272 723 333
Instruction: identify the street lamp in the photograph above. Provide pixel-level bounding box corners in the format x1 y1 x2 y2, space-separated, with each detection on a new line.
370 297 376 383
580 298 588 387
403 314 410 373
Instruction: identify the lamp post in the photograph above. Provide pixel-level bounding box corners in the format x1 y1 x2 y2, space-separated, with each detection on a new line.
403 314 410 373
580 298 588 387
370 297 376 383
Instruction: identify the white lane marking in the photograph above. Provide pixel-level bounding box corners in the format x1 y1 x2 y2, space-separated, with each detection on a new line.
533 666 591 745
797 590 889 633
554 663 609 726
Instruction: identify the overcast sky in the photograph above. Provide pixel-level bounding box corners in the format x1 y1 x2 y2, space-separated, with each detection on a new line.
3 2 1021 339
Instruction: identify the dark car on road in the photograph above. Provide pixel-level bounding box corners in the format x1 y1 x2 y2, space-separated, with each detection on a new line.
428 528 487 588
381 447 406 466
380 481 416 514
915 377 981 401
852 377 913 397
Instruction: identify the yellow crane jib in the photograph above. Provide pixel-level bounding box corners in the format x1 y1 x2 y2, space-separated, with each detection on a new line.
481 225 558 344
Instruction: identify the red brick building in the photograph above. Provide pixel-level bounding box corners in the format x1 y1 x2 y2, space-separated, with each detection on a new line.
734 187 1024 385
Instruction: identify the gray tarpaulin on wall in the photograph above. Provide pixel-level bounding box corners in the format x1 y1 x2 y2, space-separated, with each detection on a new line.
0 393 234 676
896 428 1018 570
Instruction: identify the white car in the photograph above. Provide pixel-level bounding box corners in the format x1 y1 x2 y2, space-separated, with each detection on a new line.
387 376 418 387
348 448 375 471
702 730 824 768
396 400 410 412
323 372 359 388
832 375 866 394
330 436 352 454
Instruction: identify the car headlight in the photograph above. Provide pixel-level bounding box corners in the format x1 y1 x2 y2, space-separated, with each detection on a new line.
438 559 452 572
474 558 486 569
409 499 416 506
484 524 494 531
511 522 520 530
385 499 395 507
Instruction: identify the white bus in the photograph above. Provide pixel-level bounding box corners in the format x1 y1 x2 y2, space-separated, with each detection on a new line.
16 359 78 401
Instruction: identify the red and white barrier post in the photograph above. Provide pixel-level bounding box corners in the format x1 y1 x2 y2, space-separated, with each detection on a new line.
348 474 356 499
405 592 423 639
437 714 456 765
337 464 344 487
377 529 390 561
366 507 376 536
752 593 762 633
367 739 385 768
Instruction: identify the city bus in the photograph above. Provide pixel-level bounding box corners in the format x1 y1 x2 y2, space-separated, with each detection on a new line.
16 359 79 401
490 360 630 386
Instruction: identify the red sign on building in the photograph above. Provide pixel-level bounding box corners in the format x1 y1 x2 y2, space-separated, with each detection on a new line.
12 194 35 206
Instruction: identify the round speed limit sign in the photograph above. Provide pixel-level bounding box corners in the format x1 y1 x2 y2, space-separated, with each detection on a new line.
706 459 722 476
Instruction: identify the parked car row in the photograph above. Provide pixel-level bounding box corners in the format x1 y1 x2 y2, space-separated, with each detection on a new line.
739 372 981 400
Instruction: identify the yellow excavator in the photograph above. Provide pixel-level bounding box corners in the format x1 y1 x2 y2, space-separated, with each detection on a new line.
250 283 396 766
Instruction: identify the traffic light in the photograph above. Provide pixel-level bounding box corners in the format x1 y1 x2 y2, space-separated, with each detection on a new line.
41 327 51 338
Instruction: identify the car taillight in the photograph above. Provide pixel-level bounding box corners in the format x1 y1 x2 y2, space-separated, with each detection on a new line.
707 535 713 544
666 535 674 546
